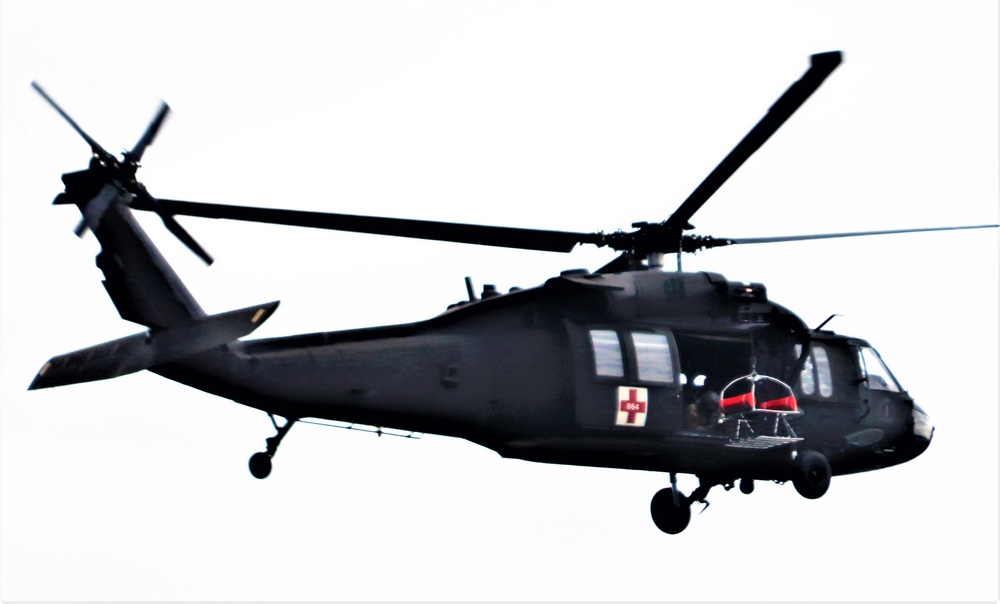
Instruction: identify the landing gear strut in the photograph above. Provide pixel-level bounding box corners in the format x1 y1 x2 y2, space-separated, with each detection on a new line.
651 454 833 533
249 414 297 479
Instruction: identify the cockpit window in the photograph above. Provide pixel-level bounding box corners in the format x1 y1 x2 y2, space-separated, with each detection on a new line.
800 352 816 395
590 329 624 378
796 343 834 398
631 332 674 383
859 346 902 392
814 346 833 396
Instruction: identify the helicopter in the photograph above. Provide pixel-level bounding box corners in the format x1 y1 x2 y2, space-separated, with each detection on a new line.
27 51 997 535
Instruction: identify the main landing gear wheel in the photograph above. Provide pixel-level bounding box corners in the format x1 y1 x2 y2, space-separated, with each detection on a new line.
793 450 832 499
650 488 691 534
248 414 297 480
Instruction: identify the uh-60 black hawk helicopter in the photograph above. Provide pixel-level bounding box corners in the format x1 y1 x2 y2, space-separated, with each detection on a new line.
29 51 997 534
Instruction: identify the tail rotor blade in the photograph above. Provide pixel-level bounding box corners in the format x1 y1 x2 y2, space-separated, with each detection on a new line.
31 81 210 263
133 189 214 264
158 212 214 265
72 184 122 237
31 81 115 164
72 218 89 238
129 102 171 163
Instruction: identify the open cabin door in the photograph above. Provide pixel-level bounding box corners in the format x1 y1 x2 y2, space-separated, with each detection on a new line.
671 331 755 430
568 323 683 432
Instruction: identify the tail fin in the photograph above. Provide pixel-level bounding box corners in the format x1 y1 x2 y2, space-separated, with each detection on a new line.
31 85 282 391
33 83 214 329
29 301 278 390
90 186 207 328
54 172 208 328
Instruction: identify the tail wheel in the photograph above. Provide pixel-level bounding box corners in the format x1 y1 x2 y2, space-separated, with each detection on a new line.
248 452 272 479
247 414 296 479
793 450 831 499
650 487 691 534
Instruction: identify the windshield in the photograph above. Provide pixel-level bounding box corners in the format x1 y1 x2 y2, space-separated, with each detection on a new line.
858 346 903 393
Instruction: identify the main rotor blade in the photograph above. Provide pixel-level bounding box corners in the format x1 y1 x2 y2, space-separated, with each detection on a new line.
728 224 999 245
663 51 843 232
31 81 115 164
596 252 633 274
141 199 604 253
129 102 171 163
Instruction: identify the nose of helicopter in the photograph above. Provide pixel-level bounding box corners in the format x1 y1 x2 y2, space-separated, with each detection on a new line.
901 403 934 460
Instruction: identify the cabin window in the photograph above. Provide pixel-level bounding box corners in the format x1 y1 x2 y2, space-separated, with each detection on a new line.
796 344 834 398
590 329 624 378
859 346 901 392
631 332 674 383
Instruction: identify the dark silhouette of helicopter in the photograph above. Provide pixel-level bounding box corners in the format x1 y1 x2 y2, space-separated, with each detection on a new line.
28 51 997 534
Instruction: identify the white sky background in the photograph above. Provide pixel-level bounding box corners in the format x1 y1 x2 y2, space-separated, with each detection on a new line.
1 1 998 601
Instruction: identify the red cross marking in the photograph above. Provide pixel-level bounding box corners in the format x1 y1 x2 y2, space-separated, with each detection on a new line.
619 388 647 424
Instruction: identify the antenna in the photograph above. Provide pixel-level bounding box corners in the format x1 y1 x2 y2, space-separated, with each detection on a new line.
464 276 477 302
813 314 840 332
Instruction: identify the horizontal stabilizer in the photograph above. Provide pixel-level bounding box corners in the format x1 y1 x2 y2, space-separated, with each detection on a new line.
29 301 279 390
